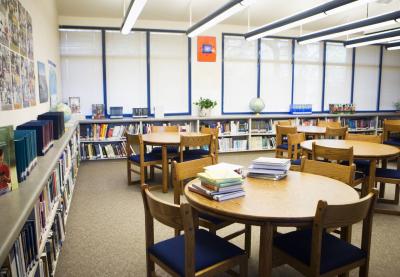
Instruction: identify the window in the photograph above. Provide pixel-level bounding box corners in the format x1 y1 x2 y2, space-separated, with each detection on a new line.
223 35 257 113
293 42 324 111
149 32 190 115
380 48 400 111
105 31 147 114
324 42 353 111
353 46 380 111
60 30 103 115
260 38 292 112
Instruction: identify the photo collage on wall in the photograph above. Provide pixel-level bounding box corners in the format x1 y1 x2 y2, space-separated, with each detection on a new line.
0 0 35 111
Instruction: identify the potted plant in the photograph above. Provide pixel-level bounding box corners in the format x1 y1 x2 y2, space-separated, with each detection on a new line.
395 101 400 112
194 97 217 117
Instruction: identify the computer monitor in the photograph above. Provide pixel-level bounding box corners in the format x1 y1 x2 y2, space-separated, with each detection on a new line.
109 106 123 118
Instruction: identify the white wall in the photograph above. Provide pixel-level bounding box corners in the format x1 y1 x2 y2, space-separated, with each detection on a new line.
0 0 61 127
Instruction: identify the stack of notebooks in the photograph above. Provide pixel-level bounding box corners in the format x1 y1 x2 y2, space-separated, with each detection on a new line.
189 164 245 201
247 157 290 180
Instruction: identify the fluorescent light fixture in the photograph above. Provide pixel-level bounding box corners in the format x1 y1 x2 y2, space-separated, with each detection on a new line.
297 11 400 44
121 0 147 35
186 0 256 38
387 42 400 50
245 0 378 41
388 39 400 43
344 29 400 48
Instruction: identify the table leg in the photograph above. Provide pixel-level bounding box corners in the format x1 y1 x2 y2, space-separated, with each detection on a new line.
162 145 168 193
366 159 376 197
259 223 274 277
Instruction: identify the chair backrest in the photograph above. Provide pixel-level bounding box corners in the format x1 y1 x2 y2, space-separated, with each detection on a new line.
383 120 400 141
276 120 292 126
200 127 219 162
179 134 212 162
141 184 196 275
312 141 354 165
151 125 179 133
276 125 297 145
325 126 348 139
126 133 144 162
345 132 381 144
309 190 377 274
287 132 305 160
172 156 215 204
300 158 355 186
317 120 341 128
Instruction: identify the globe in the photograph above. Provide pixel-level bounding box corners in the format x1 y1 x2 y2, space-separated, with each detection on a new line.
249 97 265 114
54 103 72 122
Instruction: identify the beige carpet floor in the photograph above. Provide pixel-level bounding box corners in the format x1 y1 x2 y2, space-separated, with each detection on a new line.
55 157 400 277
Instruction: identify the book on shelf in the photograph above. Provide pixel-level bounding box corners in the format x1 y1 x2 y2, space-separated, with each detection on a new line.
0 126 19 195
16 120 54 156
249 136 276 150
92 104 105 119
142 122 193 134
341 118 376 130
80 123 140 140
81 141 127 160
251 120 273 134
218 137 247 152
37 112 65 140
14 130 38 183
201 120 248 136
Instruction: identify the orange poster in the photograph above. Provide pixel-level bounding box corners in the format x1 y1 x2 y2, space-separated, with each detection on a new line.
197 36 216 62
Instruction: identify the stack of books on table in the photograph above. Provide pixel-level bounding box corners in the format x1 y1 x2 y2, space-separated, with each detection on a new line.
188 165 245 201
247 157 290 180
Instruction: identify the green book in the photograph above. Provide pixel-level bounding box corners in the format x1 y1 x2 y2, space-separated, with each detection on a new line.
197 170 243 186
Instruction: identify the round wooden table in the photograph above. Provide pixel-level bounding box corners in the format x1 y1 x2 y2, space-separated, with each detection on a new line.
142 132 208 192
185 171 359 277
296 125 326 139
301 139 400 193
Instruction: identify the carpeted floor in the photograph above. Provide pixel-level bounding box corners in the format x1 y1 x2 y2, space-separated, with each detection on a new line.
56 158 400 277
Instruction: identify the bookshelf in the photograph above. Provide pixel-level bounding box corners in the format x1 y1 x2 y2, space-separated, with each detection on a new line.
77 112 399 159
0 122 80 276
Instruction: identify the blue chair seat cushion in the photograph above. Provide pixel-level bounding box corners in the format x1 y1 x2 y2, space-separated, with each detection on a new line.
341 160 370 175
277 144 289 150
151 146 179 154
383 139 400 147
198 212 226 225
129 153 162 163
354 171 365 180
274 229 366 274
376 168 400 179
173 153 205 162
148 229 245 276
184 149 210 156
291 159 301 166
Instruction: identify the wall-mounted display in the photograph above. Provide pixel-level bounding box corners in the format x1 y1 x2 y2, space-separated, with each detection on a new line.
49 60 57 108
37 61 48 103
0 0 35 111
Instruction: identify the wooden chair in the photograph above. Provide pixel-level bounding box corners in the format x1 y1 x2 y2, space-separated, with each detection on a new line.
126 133 162 185
324 126 348 139
149 125 180 155
374 168 400 210
273 190 377 277
276 120 292 126
275 125 297 158
141 184 248 277
317 120 341 128
287 132 305 171
200 127 219 163
172 157 252 256
178 134 212 162
300 158 355 187
382 120 400 147
312 142 366 193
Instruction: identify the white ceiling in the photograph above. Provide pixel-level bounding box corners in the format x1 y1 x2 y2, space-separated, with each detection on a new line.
56 0 400 31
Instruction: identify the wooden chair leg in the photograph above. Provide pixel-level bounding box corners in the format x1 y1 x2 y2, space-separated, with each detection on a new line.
150 166 155 180
239 257 248 277
244 225 251 258
127 162 132 185
359 265 369 277
144 167 149 181
339 273 349 277
379 159 388 198
394 184 400 205
174 180 180 205
146 255 155 277
140 166 145 185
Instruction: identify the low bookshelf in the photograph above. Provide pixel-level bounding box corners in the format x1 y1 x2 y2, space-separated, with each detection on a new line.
77 112 400 160
0 122 80 276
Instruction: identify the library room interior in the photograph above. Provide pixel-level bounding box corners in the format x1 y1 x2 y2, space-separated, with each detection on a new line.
2 0 400 276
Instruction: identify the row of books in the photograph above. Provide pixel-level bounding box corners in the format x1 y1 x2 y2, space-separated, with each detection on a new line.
1 219 38 277
142 122 193 134
80 124 137 140
341 119 376 130
218 138 248 152
14 130 38 183
250 120 274 134
81 142 127 160
201 121 248 136
188 163 245 201
0 126 79 277
249 136 276 150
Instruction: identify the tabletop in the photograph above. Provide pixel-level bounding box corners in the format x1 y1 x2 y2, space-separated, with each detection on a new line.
296 125 326 134
300 139 400 159
184 171 359 225
142 132 207 145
